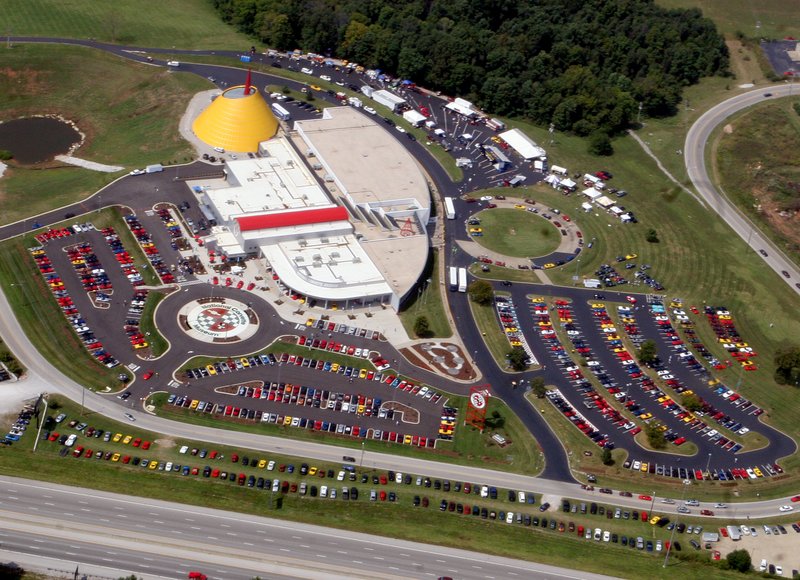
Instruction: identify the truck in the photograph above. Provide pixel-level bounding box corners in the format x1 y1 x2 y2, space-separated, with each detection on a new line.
145 164 163 173
449 267 458 292
457 267 468 293
444 197 456 220
271 103 291 121
726 526 741 541
485 117 506 131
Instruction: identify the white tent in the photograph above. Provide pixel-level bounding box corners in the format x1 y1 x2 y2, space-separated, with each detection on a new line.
582 187 602 200
609 206 624 215
534 160 545 171
551 165 568 176
402 110 426 127
445 97 476 118
596 195 614 208
621 213 633 222
581 202 593 212
543 174 560 186
498 128 547 160
560 178 577 190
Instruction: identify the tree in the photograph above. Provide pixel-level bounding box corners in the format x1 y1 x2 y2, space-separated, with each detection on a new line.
681 392 702 412
637 340 658 365
530 376 547 398
413 316 432 338
726 549 751 572
588 131 613 156
645 422 666 449
0 149 13 161
506 347 529 371
774 345 800 386
645 228 659 243
601 447 613 465
485 410 505 429
467 280 494 305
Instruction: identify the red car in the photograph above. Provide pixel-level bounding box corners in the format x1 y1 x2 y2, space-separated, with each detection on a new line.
246 282 255 291
225 277 233 286
142 370 154 380
212 276 219 285
625 295 637 304
791 495 800 502
236 280 244 289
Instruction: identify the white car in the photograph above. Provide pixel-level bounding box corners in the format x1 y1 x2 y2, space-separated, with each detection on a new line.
394 125 406 133
737 427 750 435
166 60 180 67
129 169 145 176
64 434 77 447
505 511 514 524
602 530 611 542
480 195 493 201
320 485 328 498
319 75 331 81
179 445 189 454
779 505 794 512
267 460 275 471
480 485 489 498
364 107 377 115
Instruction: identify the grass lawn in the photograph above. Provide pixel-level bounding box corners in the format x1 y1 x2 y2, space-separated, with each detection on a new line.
713 99 800 265
0 395 746 578
0 44 211 224
4 0 251 49
472 208 561 258
655 0 800 39
468 293 518 372
399 250 453 338
139 291 169 357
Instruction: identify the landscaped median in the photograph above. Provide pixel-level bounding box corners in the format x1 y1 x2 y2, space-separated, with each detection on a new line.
0 394 753 579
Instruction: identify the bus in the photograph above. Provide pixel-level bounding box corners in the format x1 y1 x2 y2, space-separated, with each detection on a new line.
444 197 456 220
271 103 291 121
449 267 458 292
458 267 468 293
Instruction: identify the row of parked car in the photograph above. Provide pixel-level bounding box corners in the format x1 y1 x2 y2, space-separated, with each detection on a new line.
167 393 438 448
123 213 175 284
234 383 389 419
494 295 536 367
303 317 383 341
297 334 372 359
29 245 119 369
2 404 34 445
704 305 757 371
100 226 146 287
66 241 112 294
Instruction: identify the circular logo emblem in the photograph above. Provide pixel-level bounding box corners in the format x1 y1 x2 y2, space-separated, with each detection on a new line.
187 302 249 338
470 392 486 409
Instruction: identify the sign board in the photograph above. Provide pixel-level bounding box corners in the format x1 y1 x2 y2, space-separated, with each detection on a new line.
466 385 491 430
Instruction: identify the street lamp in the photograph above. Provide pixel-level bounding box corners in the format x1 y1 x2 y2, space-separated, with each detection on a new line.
705 452 712 477
663 480 691 567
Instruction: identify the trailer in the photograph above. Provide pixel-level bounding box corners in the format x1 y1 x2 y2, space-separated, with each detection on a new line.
444 197 456 220
145 164 163 173
726 526 741 541
449 267 458 292
457 267 468 293
485 118 506 132
271 103 291 121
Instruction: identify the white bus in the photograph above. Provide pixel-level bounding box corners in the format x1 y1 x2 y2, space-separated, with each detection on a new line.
449 267 458 292
444 197 456 220
271 103 291 121
458 267 468 293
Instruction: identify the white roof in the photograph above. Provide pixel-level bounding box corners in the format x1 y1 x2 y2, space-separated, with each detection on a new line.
581 202 593 210
551 165 568 174
584 173 601 184
261 233 392 301
582 187 602 199
203 140 330 222
596 195 614 207
445 100 476 117
543 174 560 185
402 110 426 124
560 178 577 188
609 205 624 215
498 128 546 160
372 89 406 106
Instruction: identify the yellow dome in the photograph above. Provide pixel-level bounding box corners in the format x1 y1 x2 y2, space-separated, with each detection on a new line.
193 86 279 152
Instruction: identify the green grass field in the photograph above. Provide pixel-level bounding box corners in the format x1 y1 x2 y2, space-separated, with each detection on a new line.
0 395 748 579
399 250 453 338
655 0 800 39
472 208 561 258
139 291 169 357
0 44 211 224
4 0 251 49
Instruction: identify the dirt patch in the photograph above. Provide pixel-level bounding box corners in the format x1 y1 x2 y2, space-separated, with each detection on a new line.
154 438 176 449
723 124 734 134
407 342 477 380
381 401 419 424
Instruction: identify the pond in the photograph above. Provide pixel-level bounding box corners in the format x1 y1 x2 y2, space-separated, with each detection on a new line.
0 116 83 164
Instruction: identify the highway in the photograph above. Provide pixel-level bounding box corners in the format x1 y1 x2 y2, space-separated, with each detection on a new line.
684 83 800 291
0 475 618 580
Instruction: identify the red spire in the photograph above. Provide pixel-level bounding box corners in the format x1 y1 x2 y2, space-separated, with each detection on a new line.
245 68 252 94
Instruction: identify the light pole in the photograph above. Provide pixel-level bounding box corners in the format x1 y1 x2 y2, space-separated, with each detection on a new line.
705 452 712 477
663 480 691 567
32 395 49 453
359 441 366 468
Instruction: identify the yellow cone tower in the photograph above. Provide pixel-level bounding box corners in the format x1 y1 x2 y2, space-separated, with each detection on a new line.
193 82 279 152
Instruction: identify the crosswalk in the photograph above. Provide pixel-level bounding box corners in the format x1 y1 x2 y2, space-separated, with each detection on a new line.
127 363 140 372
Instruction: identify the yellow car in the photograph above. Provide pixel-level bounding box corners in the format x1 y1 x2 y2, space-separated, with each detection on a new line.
640 413 653 421
469 227 483 233
753 467 763 477
531 297 545 303
650 516 661 525
190 399 199 410
640 462 649 472
206 364 217 375
240 357 250 368
625 253 638 260
505 327 518 333
591 303 605 308
309 84 322 91
514 204 526 209
112 433 123 443
122 435 132 445
258 459 267 469
148 460 158 470
509 340 522 346
111 453 121 462
543 263 556 269
358 405 366 414
283 415 292 426
133 342 149 349
331 363 340 372
306 318 314 326
491 135 502 143
309 466 318 476
403 434 413 445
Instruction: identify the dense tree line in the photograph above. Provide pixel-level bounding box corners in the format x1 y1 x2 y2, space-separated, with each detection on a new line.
212 0 728 135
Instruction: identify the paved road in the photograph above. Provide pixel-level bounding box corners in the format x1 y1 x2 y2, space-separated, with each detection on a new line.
684 84 800 292
0 475 620 580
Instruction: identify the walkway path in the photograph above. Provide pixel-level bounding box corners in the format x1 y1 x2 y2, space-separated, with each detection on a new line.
54 155 124 172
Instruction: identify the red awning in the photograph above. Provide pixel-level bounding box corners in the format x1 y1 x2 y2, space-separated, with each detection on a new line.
236 206 348 231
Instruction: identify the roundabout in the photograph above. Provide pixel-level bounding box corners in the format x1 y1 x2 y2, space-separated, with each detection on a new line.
181 298 258 343
470 208 562 258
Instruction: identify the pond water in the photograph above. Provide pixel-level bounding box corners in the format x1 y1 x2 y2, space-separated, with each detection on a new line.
0 117 82 164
